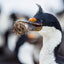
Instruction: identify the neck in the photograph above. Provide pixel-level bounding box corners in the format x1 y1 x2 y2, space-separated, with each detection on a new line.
38 26 62 64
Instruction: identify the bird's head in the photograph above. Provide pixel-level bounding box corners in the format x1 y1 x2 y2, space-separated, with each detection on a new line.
29 4 43 24
28 4 62 32
13 4 62 35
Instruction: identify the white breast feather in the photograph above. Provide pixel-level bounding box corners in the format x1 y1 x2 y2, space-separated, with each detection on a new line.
37 26 62 64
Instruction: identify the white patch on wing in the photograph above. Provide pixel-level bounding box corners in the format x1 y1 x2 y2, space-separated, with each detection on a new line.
8 33 19 52
18 42 34 64
37 26 62 64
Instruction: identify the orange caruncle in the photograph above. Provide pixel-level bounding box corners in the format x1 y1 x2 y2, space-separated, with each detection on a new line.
29 18 37 22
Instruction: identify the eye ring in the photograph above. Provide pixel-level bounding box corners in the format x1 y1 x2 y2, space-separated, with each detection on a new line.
37 19 43 23
41 20 43 23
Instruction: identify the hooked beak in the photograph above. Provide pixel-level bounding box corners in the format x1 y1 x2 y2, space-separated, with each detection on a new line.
20 21 43 27
20 19 43 31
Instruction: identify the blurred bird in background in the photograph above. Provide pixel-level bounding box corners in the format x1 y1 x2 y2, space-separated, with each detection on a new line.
12 20 43 64
17 31 43 64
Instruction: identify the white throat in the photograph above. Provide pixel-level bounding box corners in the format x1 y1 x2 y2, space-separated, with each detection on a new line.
38 26 62 64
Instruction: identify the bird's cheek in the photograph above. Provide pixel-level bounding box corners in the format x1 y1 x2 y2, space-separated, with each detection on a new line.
35 26 42 31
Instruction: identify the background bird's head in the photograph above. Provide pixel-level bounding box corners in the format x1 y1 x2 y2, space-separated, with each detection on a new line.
29 4 62 32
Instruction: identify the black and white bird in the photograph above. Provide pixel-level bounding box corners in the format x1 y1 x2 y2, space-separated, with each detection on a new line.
28 4 64 64
15 31 43 64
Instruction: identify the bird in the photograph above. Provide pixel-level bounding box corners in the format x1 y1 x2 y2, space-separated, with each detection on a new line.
28 4 63 64
15 31 43 64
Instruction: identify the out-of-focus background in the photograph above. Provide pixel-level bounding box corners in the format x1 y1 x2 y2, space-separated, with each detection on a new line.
0 0 64 64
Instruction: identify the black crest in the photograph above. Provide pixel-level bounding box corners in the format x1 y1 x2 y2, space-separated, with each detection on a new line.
34 4 43 17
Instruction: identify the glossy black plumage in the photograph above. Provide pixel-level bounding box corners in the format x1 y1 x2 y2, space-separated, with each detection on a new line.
34 4 62 31
54 44 64 64
15 34 27 55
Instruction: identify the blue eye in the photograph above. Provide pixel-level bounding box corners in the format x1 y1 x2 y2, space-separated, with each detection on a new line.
37 20 40 23
41 20 43 23
37 20 43 24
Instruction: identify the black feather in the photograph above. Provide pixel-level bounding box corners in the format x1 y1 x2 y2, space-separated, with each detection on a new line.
34 4 43 17
34 4 62 31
